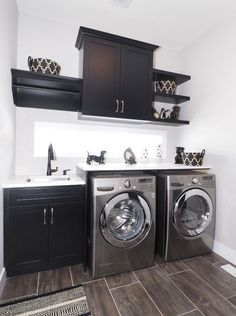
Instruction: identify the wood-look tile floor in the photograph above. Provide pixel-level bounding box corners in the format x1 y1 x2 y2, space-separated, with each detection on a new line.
1 253 236 316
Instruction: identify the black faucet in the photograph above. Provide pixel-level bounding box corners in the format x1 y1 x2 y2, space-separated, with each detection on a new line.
46 144 58 175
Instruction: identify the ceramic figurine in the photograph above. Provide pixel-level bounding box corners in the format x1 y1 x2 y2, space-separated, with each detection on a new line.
86 150 106 164
175 147 185 164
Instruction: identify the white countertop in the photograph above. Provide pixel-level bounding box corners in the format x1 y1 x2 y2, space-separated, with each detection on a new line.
2 175 85 189
77 162 210 172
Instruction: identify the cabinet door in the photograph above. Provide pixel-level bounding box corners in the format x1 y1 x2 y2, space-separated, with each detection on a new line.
82 36 120 117
6 205 48 275
120 45 153 120
49 201 84 267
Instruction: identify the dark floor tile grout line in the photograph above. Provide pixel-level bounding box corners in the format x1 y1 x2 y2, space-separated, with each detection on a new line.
182 265 236 310
164 270 205 316
162 268 191 277
68 267 74 287
226 293 236 300
108 281 139 291
103 277 122 316
81 276 104 285
200 255 226 266
177 308 199 316
134 264 157 273
133 271 164 316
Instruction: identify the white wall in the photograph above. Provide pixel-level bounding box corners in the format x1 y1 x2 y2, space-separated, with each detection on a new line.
0 0 18 274
15 13 182 175
178 13 236 262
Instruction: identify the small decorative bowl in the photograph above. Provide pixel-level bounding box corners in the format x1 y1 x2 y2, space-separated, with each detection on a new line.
28 56 61 75
156 80 177 95
182 149 206 166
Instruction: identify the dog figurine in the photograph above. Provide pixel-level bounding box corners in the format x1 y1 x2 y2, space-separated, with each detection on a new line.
175 147 185 164
86 150 106 165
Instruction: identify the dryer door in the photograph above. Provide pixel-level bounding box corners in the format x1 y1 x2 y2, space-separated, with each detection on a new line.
173 188 213 237
100 192 152 248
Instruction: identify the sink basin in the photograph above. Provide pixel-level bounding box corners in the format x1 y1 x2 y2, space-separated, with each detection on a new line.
26 175 70 183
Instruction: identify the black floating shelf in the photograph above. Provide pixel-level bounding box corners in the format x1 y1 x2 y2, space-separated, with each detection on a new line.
150 118 190 126
153 92 190 104
11 69 82 112
153 69 191 85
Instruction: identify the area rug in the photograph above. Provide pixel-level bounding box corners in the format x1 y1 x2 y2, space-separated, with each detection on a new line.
0 285 90 316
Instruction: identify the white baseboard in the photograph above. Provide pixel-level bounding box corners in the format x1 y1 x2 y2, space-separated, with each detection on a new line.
0 267 6 294
213 240 236 266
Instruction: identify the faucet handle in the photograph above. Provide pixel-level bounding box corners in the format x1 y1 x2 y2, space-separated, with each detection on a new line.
63 169 71 175
51 166 58 174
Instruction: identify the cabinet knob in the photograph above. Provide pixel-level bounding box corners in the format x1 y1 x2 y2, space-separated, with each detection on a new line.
121 100 124 113
115 99 119 113
50 208 54 224
43 209 47 225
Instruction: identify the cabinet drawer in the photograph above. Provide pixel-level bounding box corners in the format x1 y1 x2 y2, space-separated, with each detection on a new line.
8 185 85 206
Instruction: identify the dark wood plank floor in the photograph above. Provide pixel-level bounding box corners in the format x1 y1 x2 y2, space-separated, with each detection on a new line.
0 253 236 316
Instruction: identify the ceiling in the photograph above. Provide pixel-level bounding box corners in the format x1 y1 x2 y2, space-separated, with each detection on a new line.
16 0 236 51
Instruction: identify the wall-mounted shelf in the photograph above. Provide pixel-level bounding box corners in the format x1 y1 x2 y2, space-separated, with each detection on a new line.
11 69 82 111
153 69 190 85
150 118 190 126
153 93 190 104
152 68 191 105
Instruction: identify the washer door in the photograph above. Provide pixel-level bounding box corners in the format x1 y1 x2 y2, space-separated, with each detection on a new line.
173 188 213 237
100 192 152 248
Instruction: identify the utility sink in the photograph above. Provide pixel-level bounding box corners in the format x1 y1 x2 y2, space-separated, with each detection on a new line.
26 175 70 183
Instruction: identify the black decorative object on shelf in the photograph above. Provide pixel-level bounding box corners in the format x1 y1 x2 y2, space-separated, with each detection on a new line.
170 105 181 120
175 147 185 164
86 151 106 164
124 147 136 164
28 56 61 75
154 80 177 95
182 149 205 166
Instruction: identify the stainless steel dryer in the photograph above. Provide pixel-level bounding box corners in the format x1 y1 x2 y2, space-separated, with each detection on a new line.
89 173 156 278
156 171 216 261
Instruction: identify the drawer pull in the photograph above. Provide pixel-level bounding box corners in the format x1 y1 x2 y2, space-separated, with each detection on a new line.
115 99 119 113
121 100 124 113
51 208 54 224
43 209 47 225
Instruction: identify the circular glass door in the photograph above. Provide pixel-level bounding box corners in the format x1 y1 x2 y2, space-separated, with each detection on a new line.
173 188 213 237
100 192 151 248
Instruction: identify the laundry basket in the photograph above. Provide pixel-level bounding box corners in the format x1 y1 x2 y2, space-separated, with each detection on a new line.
181 149 205 166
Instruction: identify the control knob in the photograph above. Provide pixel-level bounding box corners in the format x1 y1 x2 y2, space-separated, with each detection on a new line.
192 177 199 184
124 179 131 188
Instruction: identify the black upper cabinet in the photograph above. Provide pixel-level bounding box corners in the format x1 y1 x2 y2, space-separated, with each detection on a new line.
76 27 158 120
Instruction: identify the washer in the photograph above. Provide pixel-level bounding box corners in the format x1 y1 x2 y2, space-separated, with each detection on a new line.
88 173 156 278
156 171 216 261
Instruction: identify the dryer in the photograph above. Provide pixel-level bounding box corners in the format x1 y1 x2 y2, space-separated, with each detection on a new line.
156 171 216 261
88 173 156 278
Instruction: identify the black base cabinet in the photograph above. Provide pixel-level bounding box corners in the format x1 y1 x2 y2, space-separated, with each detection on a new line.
4 185 85 276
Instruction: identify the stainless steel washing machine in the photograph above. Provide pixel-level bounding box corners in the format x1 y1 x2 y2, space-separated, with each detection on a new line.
88 173 156 278
156 171 216 261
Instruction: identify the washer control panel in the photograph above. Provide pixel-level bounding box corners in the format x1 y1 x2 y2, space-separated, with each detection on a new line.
94 175 155 195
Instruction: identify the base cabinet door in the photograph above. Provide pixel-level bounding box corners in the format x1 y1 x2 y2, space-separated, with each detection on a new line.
4 185 85 276
49 201 84 267
6 204 49 275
